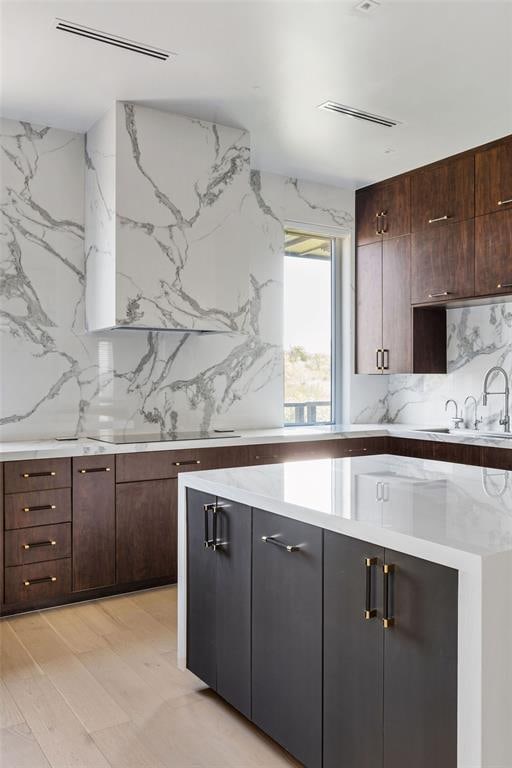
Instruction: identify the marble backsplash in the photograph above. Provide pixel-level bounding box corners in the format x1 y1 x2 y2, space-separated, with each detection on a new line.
1 116 375 440
359 302 512 430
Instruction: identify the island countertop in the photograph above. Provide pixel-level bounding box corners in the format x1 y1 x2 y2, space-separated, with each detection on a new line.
178 454 512 565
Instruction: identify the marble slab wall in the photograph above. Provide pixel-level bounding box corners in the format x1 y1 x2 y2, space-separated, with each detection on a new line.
384 303 512 429
1 116 383 440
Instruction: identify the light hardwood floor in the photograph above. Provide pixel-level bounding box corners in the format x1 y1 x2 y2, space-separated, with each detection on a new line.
0 586 299 768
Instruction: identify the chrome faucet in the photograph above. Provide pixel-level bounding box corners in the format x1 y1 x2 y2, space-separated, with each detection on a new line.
445 399 463 429
464 395 482 431
482 366 510 432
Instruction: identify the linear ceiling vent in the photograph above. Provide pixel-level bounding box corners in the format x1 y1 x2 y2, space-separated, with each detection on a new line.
318 101 399 128
54 18 173 61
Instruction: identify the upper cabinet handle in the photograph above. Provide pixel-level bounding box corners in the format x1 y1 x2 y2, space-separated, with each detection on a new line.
261 535 301 553
79 467 111 474
382 349 389 370
375 211 382 235
498 198 512 206
173 460 201 467
380 210 388 233
428 291 451 298
428 215 452 224
22 471 56 478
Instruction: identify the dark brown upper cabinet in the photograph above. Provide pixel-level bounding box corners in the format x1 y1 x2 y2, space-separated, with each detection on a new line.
411 156 474 231
356 176 411 247
475 208 512 296
356 237 412 375
411 219 475 304
475 140 512 216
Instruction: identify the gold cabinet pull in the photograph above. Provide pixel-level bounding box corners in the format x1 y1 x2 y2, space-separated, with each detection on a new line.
79 467 111 474
22 540 57 550
383 563 395 629
173 460 200 467
365 557 378 619
23 576 57 587
23 504 56 513
22 471 56 478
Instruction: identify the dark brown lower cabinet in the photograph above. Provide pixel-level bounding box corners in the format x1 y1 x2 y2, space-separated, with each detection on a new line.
324 531 458 768
186 489 252 717
72 456 115 591
116 478 176 584
252 509 323 768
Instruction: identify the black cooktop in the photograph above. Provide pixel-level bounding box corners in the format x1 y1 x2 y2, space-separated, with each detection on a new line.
88 431 241 445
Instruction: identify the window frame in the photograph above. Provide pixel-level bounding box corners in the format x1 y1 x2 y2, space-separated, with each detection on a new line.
283 225 346 427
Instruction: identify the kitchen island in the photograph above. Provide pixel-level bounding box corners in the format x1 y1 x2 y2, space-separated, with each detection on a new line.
178 454 512 768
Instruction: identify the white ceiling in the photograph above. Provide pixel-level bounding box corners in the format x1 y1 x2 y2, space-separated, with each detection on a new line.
1 0 512 189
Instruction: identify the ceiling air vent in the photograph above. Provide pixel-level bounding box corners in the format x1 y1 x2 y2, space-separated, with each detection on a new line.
54 18 173 61
318 101 399 128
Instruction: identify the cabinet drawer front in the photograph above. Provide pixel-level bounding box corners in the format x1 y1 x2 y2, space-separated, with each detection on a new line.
116 449 215 482
4 458 71 493
5 523 71 567
475 209 512 296
411 156 474 231
4 558 71 606
476 141 512 216
411 219 475 304
4 488 72 530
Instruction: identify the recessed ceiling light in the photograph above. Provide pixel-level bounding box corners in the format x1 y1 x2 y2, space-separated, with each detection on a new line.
54 18 175 61
318 101 400 128
354 0 381 14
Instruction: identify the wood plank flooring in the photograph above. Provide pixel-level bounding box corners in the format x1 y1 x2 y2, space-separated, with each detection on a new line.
0 586 299 768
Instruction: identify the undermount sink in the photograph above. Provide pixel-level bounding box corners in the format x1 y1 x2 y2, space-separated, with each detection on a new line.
416 428 512 440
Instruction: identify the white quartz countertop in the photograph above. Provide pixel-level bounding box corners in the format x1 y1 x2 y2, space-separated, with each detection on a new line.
178 454 512 566
2 422 512 462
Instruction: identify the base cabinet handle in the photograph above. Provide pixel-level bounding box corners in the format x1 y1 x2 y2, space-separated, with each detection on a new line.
174 460 201 467
498 198 512 206
22 471 56 478
23 576 57 587
365 557 377 619
383 563 395 628
22 540 57 550
261 535 301 553
79 467 111 474
497 282 512 289
428 214 451 224
23 504 56 513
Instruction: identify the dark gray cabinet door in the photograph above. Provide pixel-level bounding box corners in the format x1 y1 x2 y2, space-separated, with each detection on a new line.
215 496 252 718
186 489 217 689
323 531 384 768
383 548 458 768
186 490 252 716
252 509 323 768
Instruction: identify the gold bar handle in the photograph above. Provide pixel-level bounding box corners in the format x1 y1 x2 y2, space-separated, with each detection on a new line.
365 557 377 619
22 471 56 478
383 563 395 629
23 504 56 513
173 460 201 467
79 467 111 473
498 199 512 206
23 576 57 587
22 540 57 550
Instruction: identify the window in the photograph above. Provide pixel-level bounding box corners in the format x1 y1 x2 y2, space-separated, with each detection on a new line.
284 229 337 426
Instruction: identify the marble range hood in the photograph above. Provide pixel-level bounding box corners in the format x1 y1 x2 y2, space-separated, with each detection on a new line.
85 102 258 332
